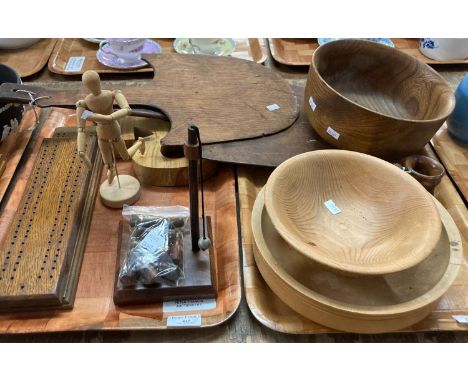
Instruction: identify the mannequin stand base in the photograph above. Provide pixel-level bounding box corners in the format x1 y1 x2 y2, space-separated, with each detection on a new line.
100 174 141 209
114 217 217 306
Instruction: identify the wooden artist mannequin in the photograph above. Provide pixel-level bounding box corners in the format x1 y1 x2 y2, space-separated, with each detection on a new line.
76 70 146 208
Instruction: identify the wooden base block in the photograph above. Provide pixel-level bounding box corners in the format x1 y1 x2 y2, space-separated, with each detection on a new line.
114 218 217 306
100 174 141 209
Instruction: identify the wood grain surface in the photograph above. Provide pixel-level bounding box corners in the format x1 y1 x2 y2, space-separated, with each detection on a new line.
48 38 268 75
0 108 241 333
0 48 466 342
305 39 455 160
0 109 39 205
0 39 57 77
239 159 468 334
141 53 298 152
269 38 316 66
269 38 468 66
203 84 331 167
432 124 468 202
0 128 99 311
6 53 299 156
126 116 218 186
253 187 461 333
264 150 442 276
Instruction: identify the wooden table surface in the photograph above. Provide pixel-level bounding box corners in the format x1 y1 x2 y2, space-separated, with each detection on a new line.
1 42 467 342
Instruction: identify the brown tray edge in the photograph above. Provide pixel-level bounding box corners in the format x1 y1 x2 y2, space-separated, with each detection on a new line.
239 159 468 335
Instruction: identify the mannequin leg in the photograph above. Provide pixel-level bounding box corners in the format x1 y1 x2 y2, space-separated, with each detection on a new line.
114 139 131 161
127 137 146 158
98 139 117 184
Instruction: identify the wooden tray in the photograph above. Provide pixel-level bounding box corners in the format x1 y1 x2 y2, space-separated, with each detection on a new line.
0 109 42 205
268 38 468 66
0 109 241 333
0 39 57 77
432 124 468 202
238 153 468 334
48 38 268 75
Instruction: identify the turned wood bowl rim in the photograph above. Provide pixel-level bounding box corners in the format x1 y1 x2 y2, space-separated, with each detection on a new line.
253 187 462 318
403 155 446 181
310 39 456 123
264 150 442 276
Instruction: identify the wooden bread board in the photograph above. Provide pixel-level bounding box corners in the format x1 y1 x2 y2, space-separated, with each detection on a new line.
0 39 57 77
6 53 299 156
238 149 468 334
0 109 241 333
203 84 330 167
48 38 268 75
432 124 468 203
268 38 468 66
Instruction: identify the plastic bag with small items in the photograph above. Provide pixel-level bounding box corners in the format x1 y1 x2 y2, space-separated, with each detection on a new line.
117 206 189 288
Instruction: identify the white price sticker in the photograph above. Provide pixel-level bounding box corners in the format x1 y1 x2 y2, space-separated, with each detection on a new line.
266 103 280 111
65 56 86 72
163 298 216 313
308 96 317 111
138 228 162 253
453 315 468 324
324 199 342 215
167 314 201 328
80 110 93 120
326 126 340 140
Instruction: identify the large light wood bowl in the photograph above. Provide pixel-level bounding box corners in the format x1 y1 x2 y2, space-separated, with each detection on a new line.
265 150 442 276
253 188 462 333
304 39 455 160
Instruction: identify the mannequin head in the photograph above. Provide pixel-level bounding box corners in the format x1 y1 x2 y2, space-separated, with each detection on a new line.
82 70 101 96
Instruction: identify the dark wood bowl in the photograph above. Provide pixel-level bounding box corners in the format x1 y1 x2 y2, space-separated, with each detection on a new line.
304 39 455 160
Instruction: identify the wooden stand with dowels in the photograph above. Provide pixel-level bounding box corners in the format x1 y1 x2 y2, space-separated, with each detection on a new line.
113 125 218 306
76 70 148 208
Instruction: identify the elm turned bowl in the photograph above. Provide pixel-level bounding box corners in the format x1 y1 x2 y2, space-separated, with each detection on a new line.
253 188 462 333
264 150 442 276
304 39 455 160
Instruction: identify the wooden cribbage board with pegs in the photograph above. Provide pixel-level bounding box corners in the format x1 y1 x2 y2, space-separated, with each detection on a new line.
0 127 101 312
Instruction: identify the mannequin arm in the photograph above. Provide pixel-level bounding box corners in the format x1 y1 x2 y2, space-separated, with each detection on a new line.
111 90 131 121
88 113 113 123
75 100 93 170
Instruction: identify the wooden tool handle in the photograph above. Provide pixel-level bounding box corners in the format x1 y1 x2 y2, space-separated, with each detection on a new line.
0 83 168 121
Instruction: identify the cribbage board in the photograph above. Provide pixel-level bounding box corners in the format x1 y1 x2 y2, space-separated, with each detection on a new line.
0 129 101 311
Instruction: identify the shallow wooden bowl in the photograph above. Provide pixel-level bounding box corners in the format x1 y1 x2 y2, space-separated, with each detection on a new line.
305 39 455 160
253 188 462 333
265 150 442 276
